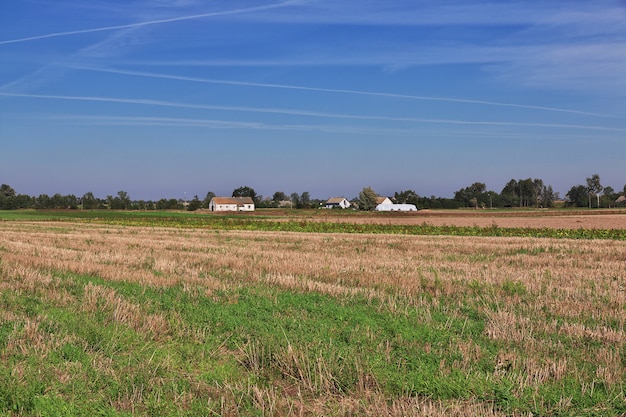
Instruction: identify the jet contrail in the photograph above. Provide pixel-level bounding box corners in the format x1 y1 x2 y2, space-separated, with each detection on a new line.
0 0 302 45
1 92 623 132
72 66 616 119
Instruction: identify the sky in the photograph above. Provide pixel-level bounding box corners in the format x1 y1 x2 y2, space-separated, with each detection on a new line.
1 0 625 201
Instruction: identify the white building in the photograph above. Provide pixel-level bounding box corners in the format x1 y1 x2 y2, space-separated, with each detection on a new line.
375 196 393 206
375 203 418 212
209 197 255 212
325 197 351 209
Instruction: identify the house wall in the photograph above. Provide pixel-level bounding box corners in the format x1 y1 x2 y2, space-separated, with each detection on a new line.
212 203 237 211
376 204 417 212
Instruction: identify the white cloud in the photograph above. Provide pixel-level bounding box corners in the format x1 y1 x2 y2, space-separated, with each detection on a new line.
3 92 623 132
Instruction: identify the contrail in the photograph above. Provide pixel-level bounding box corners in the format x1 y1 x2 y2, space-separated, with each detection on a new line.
73 66 617 119
0 0 302 45
2 92 624 132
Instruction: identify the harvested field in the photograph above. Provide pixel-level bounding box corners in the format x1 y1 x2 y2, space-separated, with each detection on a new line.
0 219 625 416
309 209 626 229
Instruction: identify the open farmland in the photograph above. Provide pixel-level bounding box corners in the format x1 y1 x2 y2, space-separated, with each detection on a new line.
309 209 626 230
0 213 625 416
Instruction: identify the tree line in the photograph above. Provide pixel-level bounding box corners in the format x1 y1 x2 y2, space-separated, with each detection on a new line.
1 174 625 211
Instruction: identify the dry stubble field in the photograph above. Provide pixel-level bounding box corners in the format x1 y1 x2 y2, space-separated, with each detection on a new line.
0 211 625 416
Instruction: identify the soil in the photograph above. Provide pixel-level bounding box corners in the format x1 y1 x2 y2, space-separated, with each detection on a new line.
311 209 626 230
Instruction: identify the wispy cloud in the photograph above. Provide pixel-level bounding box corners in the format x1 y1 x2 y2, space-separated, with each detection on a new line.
2 92 623 132
0 0 304 45
71 66 619 119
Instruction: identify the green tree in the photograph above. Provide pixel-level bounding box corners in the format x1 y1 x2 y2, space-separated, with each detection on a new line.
532 179 544 208
500 179 520 207
358 186 378 211
232 186 257 203
586 174 602 208
187 195 201 211
518 178 535 207
300 192 311 209
393 190 420 206
290 193 300 208
272 191 287 206
601 186 616 208
0 184 16 198
117 191 132 210
202 191 215 209
81 192 98 210
566 185 588 207
36 194 51 209
51 193 65 209
540 185 556 208
454 182 486 208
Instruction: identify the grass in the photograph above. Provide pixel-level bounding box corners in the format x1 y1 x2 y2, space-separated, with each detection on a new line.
0 217 625 415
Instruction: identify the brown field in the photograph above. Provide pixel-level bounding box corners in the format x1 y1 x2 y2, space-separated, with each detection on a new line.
303 209 626 229
1 219 625 415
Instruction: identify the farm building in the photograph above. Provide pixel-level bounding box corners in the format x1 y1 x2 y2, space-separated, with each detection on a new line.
325 197 351 209
375 196 393 205
376 203 418 212
209 197 255 212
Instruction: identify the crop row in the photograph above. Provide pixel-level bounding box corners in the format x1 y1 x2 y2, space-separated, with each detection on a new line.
79 216 625 240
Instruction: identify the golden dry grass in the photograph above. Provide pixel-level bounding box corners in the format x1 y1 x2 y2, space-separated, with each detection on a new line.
1 220 624 415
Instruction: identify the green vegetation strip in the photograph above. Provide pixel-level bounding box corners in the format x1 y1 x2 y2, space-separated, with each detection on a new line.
2 210 625 240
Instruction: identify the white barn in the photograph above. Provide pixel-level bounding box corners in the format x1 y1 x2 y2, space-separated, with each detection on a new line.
375 203 418 212
375 196 393 206
209 197 255 212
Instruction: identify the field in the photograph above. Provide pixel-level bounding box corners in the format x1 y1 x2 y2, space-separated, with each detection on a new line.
0 210 625 416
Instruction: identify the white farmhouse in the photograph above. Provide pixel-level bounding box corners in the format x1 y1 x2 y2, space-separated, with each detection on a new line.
325 197 351 209
209 197 255 212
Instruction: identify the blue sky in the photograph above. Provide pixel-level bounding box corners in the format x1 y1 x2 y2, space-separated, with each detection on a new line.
1 0 624 201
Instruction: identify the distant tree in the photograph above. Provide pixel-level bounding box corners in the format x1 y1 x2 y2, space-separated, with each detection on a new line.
566 185 588 207
118 191 131 210
393 190 420 206
517 178 535 207
202 191 215 208
358 186 378 211
187 195 201 211
1 184 16 198
14 194 34 209
36 194 51 209
155 199 168 210
51 193 65 209
300 192 311 208
500 179 519 207
290 192 300 208
532 179 544 208
81 192 98 210
272 191 287 205
586 174 602 208
601 186 616 208
454 182 487 208
66 194 79 209
232 186 257 203
539 185 556 208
